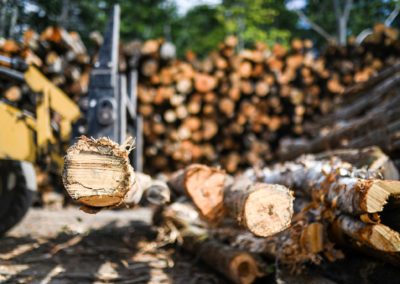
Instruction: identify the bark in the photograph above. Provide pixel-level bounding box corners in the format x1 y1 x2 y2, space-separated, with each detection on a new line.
163 202 264 284
168 165 294 237
250 155 400 216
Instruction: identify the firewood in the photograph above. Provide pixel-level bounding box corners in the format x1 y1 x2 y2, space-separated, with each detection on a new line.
167 164 225 221
162 202 264 284
168 165 294 237
331 215 400 254
63 136 173 210
141 39 160 55
62 136 136 208
223 176 294 237
254 155 400 216
186 238 262 284
194 73 217 93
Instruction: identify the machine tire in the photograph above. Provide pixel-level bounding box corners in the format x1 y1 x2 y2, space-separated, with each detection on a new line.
0 160 35 236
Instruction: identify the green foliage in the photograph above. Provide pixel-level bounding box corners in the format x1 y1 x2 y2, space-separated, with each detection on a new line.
9 0 178 49
298 0 399 47
216 0 296 48
171 5 226 57
3 0 399 56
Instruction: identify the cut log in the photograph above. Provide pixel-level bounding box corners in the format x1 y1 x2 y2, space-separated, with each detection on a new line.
332 215 400 253
162 202 264 284
168 165 294 237
190 238 261 284
252 155 400 216
224 176 294 237
168 164 226 221
63 136 172 210
62 136 136 208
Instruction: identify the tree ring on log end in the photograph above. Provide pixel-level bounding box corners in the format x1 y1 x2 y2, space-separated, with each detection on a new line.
62 136 135 208
229 253 259 284
243 184 294 237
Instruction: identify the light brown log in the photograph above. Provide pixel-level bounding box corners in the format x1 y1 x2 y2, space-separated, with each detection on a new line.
176 78 192 94
224 176 294 237
141 39 160 55
162 202 263 284
219 97 235 116
62 136 136 208
168 165 294 237
194 73 217 93
168 164 226 221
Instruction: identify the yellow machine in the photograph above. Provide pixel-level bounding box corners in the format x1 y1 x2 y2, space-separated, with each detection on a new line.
0 57 80 235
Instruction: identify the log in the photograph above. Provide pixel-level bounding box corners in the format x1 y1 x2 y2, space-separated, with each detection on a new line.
189 238 262 284
331 215 400 254
162 202 264 284
252 155 400 216
62 136 136 208
167 164 226 221
224 176 294 237
168 164 294 237
63 136 171 209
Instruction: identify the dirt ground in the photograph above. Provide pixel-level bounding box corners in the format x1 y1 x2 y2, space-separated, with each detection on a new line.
0 206 226 284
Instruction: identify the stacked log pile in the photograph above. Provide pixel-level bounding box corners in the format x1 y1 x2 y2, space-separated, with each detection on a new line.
137 37 332 174
324 23 400 91
158 147 400 282
2 23 400 174
62 137 400 282
0 27 91 105
278 60 400 162
136 24 400 174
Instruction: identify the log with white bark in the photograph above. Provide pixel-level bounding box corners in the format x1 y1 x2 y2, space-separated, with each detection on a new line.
162 202 264 284
246 155 400 216
168 164 294 237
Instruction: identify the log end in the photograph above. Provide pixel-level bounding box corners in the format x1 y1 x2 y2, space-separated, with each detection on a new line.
62 136 135 207
229 253 259 284
363 180 400 213
184 164 226 222
243 184 294 237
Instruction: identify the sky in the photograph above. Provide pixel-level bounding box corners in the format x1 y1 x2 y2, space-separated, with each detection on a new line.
174 0 222 15
174 0 307 15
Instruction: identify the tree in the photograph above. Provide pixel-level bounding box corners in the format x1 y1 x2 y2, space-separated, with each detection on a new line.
171 5 226 57
333 0 353 45
216 0 296 49
5 0 179 49
289 0 399 46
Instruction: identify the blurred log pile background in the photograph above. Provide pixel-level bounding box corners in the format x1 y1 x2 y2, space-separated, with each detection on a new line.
135 23 400 174
2 23 400 175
